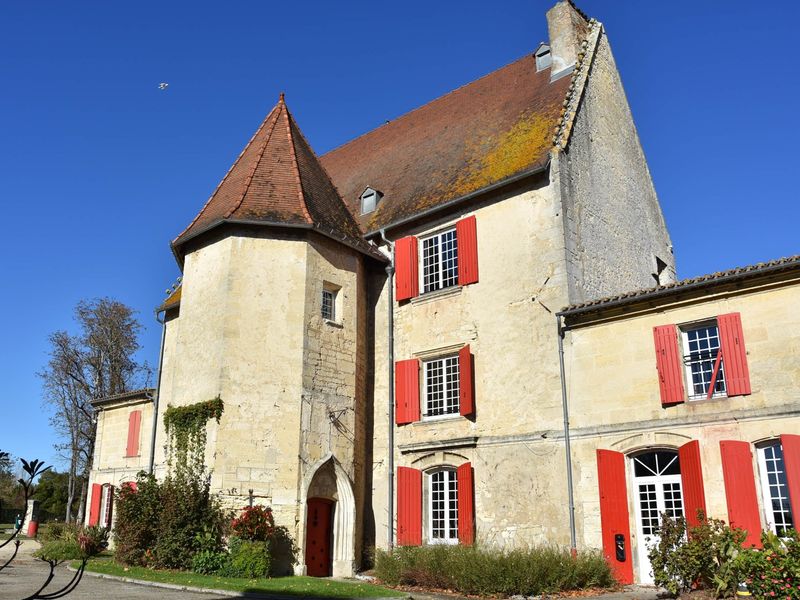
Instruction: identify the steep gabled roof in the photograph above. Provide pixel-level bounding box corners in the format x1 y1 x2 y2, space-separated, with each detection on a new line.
321 54 571 234
173 95 382 261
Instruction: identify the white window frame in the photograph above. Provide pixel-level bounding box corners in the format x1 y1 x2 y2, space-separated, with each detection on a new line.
756 440 795 536
427 468 458 544
99 483 113 528
419 227 459 294
422 354 460 420
321 282 341 324
680 320 726 400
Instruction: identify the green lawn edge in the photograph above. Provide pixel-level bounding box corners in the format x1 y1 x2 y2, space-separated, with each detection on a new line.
74 559 406 599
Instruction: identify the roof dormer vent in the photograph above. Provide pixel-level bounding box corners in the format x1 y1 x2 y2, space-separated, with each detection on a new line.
535 44 552 71
360 187 383 214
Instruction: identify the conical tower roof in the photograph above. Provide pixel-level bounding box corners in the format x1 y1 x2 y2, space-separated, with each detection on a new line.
173 94 380 261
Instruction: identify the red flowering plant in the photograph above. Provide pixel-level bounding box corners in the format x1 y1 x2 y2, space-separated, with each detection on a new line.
736 529 800 600
230 505 276 542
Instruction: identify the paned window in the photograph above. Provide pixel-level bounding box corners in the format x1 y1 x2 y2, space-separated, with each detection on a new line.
321 289 335 321
99 484 113 528
423 355 459 418
757 441 795 536
429 469 458 543
681 322 726 398
421 228 458 293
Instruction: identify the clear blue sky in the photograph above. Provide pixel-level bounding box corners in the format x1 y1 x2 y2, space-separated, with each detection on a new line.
2 1 798 468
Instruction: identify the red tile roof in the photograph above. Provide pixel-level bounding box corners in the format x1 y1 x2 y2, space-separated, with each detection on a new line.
321 55 571 234
561 255 800 317
173 95 379 260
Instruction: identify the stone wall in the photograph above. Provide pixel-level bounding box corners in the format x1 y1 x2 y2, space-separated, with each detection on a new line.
564 275 800 581
557 30 676 304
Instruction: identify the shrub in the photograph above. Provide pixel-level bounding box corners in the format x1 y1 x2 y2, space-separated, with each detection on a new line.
229 505 298 575
374 543 613 596
647 512 750 598
191 549 229 575
113 471 228 570
231 505 275 541
221 537 271 579
736 529 800 600
34 524 109 562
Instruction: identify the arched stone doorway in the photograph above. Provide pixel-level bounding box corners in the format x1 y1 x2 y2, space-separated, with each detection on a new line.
302 455 356 577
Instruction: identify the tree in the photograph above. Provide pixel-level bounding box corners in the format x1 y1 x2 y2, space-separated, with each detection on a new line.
0 450 24 510
34 470 70 518
40 298 148 522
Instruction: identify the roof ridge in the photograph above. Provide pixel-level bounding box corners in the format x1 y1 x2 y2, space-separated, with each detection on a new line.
283 101 313 223
552 19 602 150
173 102 283 243
322 52 539 157
225 99 283 220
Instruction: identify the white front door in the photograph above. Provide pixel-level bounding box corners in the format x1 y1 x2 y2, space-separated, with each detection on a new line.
631 451 684 585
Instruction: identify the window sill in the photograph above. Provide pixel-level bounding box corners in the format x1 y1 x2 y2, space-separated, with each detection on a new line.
323 318 343 329
414 414 463 426
410 285 462 306
686 394 728 404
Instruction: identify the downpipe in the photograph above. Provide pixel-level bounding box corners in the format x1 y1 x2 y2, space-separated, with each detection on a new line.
378 229 395 548
149 310 167 475
557 313 577 554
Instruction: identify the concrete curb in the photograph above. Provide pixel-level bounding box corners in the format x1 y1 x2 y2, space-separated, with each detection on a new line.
71 566 409 600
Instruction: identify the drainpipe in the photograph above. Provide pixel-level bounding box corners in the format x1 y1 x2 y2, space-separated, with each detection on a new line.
149 310 167 475
378 229 395 548
557 313 577 554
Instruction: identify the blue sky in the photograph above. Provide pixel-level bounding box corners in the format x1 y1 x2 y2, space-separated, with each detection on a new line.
1 1 798 468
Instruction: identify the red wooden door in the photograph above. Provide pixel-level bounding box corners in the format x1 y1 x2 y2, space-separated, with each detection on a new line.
305 498 334 577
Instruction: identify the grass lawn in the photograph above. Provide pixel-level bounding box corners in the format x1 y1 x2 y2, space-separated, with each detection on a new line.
75 560 406 599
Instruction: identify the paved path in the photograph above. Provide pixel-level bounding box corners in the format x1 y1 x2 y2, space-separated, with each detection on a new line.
0 553 228 599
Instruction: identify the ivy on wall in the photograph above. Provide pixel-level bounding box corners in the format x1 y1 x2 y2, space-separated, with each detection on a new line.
163 396 224 478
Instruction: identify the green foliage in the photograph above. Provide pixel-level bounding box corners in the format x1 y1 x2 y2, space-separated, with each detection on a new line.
112 473 161 566
163 397 224 478
33 470 69 518
374 543 614 596
34 524 108 561
229 505 298 575
221 537 272 579
112 471 228 570
736 529 800 599
191 549 229 575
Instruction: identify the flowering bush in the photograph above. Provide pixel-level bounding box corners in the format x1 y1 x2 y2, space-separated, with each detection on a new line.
231 505 275 542
736 530 800 600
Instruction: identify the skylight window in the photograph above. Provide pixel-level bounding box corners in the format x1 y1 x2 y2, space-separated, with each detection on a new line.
535 44 552 71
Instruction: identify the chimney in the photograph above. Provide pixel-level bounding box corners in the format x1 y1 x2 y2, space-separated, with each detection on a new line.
546 1 590 79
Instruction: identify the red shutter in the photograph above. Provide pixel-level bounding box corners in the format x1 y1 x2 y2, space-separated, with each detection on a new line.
780 434 800 525
126 410 142 457
395 236 419 301
395 359 420 425
459 345 474 417
456 216 478 286
88 483 102 526
720 441 761 547
717 313 751 396
653 324 685 406
397 467 422 546
678 440 707 529
596 450 633 585
457 462 475 545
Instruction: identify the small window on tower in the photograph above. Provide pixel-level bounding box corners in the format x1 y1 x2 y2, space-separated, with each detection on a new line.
321 282 341 323
360 187 383 215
